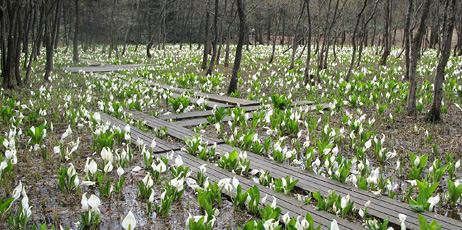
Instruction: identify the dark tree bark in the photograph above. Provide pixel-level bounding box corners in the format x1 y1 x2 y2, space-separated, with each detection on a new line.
403 0 413 80
407 0 432 116
224 0 236 67
356 0 378 68
379 0 392 66
345 0 368 82
73 0 79 63
227 0 245 95
206 0 219 75
45 0 60 81
289 0 305 70
455 24 462 56
216 6 224 65
427 0 456 122
201 4 210 70
322 0 344 70
1 0 24 88
317 0 333 71
269 8 281 64
303 0 313 85
280 10 285 46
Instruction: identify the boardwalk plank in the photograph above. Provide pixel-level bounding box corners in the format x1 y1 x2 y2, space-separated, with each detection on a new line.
152 82 260 106
100 113 364 229
177 152 365 230
129 110 223 144
157 105 260 121
99 112 179 153
214 144 462 230
65 64 152 73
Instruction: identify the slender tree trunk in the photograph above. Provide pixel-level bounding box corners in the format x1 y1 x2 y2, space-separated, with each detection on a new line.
73 0 79 63
227 0 245 95
224 28 231 67
289 1 306 70
346 0 368 82
357 0 379 67
407 0 432 116
322 0 341 70
303 0 313 85
281 11 285 46
201 4 210 70
318 0 332 71
403 0 413 80
269 9 281 64
427 0 456 122
206 0 219 75
216 12 224 65
379 0 392 65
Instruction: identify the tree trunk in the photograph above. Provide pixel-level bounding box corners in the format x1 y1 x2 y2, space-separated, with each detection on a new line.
403 0 413 80
289 0 306 70
73 0 79 63
317 0 332 71
427 0 456 122
303 0 313 85
357 0 379 68
224 28 231 67
379 0 392 66
322 0 342 70
45 0 60 81
206 0 219 75
346 0 368 82
227 0 245 95
201 4 210 70
407 0 432 116
281 11 285 46
269 9 281 64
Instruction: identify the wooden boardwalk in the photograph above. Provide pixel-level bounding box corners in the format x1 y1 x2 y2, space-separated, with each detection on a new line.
169 103 329 128
99 112 179 153
150 82 260 107
214 144 462 230
177 152 365 230
64 64 152 73
169 92 233 110
157 105 260 121
103 113 365 230
128 110 462 230
129 110 223 145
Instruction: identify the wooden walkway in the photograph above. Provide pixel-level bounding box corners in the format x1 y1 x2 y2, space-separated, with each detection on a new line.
214 144 462 230
129 110 462 230
150 82 260 107
64 64 153 73
157 105 261 121
129 110 223 145
177 152 364 230
169 103 329 128
99 112 179 153
169 92 233 110
103 113 365 230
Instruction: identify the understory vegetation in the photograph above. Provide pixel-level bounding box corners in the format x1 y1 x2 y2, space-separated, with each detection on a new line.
0 44 461 229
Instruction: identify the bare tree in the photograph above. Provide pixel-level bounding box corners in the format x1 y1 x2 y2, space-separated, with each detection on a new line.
227 0 245 95
201 1 211 70
302 0 312 84
407 0 432 116
427 0 456 122
206 0 219 75
289 0 305 70
1 0 24 88
379 0 391 66
73 0 79 63
403 0 413 80
345 0 368 82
